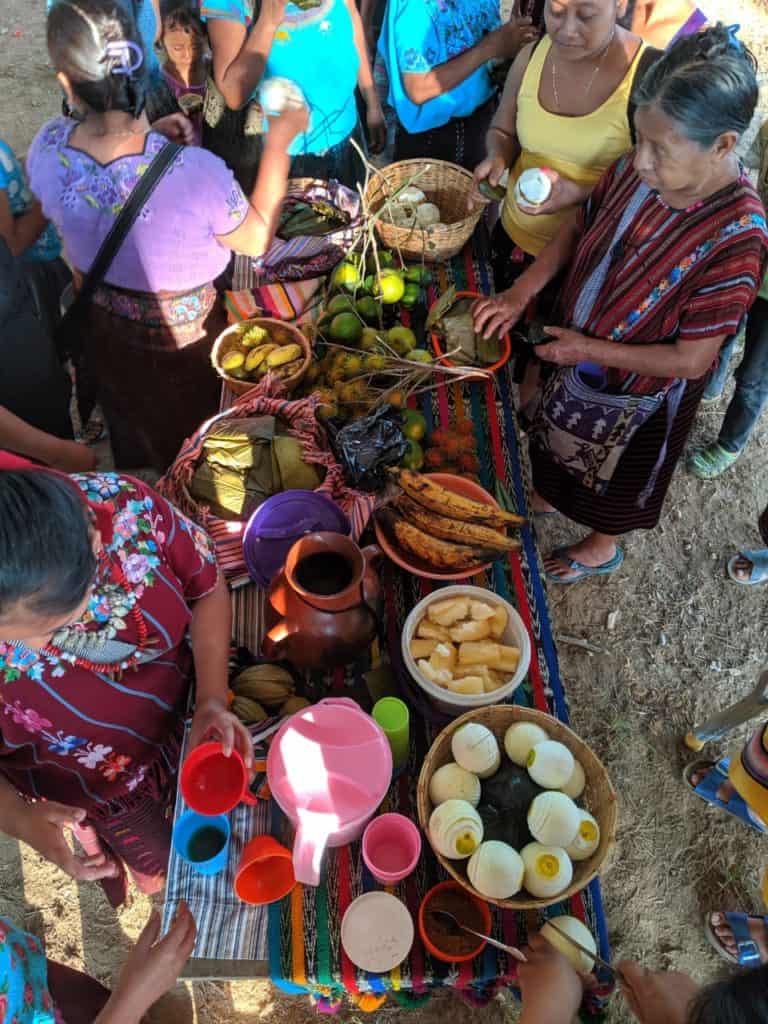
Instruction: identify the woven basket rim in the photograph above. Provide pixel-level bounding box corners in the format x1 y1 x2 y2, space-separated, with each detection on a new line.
211 317 310 396
416 705 618 911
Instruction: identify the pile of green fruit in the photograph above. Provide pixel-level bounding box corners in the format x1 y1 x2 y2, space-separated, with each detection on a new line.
329 250 431 311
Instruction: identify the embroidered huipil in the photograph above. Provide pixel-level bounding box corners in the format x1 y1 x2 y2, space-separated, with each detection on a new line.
0 918 55 1024
0 474 218 815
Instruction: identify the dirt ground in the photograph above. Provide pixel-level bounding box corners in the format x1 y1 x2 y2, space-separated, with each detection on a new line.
1 3 768 1023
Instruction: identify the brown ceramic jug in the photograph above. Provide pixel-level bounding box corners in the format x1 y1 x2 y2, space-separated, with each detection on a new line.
263 532 382 669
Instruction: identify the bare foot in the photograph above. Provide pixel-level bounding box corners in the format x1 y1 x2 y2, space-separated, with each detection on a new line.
730 554 756 582
543 533 617 581
709 912 768 963
689 764 735 803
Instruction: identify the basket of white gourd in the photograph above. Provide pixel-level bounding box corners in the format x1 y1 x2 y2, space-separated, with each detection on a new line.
364 160 483 263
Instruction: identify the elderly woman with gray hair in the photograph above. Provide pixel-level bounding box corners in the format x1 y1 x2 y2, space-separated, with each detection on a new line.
474 24 768 584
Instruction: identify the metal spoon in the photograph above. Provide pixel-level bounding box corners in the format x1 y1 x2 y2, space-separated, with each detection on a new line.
428 909 528 962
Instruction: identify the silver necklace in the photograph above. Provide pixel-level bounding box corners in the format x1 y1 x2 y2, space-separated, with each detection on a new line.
550 30 616 113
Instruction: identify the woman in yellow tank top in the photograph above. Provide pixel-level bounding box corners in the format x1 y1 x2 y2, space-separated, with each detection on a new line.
474 0 649 293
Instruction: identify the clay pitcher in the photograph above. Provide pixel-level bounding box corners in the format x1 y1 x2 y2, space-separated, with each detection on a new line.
263 532 382 669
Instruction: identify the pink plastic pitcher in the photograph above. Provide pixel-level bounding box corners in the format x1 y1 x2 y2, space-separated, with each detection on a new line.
266 698 393 886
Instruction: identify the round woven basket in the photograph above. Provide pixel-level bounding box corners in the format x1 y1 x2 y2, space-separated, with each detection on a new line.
211 317 311 397
364 160 483 263
416 705 618 910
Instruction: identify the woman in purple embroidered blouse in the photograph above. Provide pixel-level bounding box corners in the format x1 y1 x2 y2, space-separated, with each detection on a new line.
28 0 308 473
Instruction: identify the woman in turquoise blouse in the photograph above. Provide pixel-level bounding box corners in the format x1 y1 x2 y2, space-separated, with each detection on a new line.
378 0 536 169
201 0 385 188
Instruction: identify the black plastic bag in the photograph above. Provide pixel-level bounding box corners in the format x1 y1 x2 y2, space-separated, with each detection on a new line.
329 406 408 491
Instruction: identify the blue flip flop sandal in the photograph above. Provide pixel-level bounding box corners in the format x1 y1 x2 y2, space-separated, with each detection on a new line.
727 549 768 586
705 912 768 967
684 759 768 834
543 545 624 584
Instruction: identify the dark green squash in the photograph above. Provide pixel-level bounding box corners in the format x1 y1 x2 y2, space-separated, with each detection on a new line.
477 763 543 850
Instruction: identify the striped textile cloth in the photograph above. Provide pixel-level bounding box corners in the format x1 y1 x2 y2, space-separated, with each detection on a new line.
163 233 613 1016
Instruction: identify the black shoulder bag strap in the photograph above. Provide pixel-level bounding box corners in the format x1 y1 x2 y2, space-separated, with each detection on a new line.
627 46 663 145
57 141 182 355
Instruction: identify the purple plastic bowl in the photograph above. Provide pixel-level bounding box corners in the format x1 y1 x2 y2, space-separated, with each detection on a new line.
242 490 350 588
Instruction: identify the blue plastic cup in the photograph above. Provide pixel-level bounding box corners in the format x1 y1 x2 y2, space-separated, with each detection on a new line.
172 810 231 876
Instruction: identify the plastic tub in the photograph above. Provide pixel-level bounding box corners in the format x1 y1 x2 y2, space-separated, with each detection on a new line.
401 585 531 715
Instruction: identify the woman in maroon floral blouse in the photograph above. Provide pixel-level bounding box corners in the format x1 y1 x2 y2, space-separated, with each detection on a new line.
0 453 250 906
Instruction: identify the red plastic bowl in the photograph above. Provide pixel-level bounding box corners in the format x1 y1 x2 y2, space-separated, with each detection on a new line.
418 880 492 963
374 472 501 580
180 741 255 815
429 290 512 373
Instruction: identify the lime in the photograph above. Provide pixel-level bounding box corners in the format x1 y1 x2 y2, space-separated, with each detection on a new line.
363 274 376 294
375 271 405 305
403 409 427 442
404 265 432 285
387 325 417 354
326 293 356 315
401 439 425 471
331 261 361 291
385 388 407 408
355 296 381 323
401 283 421 309
407 349 432 364
329 312 363 343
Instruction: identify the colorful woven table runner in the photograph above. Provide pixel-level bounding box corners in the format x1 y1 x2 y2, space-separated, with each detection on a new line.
265 235 613 1017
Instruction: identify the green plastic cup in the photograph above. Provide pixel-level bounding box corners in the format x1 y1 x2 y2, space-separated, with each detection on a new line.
373 697 410 769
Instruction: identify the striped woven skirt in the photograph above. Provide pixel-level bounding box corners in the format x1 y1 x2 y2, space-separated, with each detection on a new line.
530 373 708 534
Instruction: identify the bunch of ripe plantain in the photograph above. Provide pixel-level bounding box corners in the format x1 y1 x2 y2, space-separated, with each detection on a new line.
229 663 311 724
219 322 305 383
377 469 526 572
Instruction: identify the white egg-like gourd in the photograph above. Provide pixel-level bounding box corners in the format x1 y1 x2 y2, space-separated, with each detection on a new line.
429 799 484 859
429 762 481 807
528 791 580 848
561 758 586 800
451 723 500 779
565 810 601 861
259 76 306 116
540 915 596 971
504 722 549 767
521 842 573 899
398 186 427 206
527 740 574 789
467 841 524 899
514 168 552 208
415 202 441 227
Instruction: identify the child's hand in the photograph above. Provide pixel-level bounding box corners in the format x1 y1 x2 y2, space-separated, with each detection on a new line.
517 933 589 1024
106 905 196 1022
267 103 310 148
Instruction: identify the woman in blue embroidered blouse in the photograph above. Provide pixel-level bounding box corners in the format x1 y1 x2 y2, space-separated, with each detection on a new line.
378 0 537 168
201 0 385 188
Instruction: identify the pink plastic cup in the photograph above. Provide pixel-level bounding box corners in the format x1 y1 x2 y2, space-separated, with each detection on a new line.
362 813 422 885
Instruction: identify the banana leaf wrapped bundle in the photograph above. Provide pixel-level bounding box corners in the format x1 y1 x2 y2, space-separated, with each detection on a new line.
190 415 323 520
427 285 504 366
277 197 351 240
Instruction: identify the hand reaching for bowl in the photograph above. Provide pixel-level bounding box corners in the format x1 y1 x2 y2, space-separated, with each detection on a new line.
472 281 532 340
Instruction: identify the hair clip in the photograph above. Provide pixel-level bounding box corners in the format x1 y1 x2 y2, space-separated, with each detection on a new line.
104 40 143 75
725 23 743 50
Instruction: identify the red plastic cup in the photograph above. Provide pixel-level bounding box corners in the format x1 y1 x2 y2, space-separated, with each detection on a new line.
180 741 257 816
362 813 421 884
418 880 492 963
235 835 295 905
